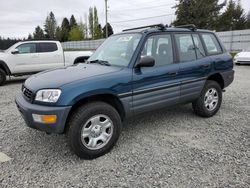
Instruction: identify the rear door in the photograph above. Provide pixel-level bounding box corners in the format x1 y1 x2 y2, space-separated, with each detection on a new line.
132 33 180 114
174 33 212 103
36 42 64 70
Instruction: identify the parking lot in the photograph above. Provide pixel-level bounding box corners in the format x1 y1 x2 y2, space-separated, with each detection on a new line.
0 65 249 187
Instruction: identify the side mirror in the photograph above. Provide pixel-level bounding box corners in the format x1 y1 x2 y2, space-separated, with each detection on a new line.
136 56 155 68
11 49 19 54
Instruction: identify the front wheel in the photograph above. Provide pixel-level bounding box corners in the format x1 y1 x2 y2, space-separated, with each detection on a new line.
67 102 122 159
192 80 222 117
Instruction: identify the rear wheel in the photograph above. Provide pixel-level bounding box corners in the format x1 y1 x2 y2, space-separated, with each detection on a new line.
192 80 222 117
0 69 6 86
66 102 122 159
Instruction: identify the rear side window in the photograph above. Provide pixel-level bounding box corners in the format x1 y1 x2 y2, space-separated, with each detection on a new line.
38 43 58 53
192 34 206 59
175 34 196 62
201 33 222 55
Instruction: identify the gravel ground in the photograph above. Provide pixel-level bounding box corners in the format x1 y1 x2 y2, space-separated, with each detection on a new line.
0 66 249 188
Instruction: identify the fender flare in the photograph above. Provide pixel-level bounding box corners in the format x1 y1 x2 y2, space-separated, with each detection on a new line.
0 60 11 75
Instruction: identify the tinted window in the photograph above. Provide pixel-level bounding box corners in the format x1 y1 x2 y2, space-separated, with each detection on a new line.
38 43 58 53
192 34 206 59
175 34 196 62
141 34 173 66
201 33 222 55
16 43 36 54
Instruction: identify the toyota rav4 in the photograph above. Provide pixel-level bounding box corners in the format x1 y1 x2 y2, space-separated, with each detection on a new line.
15 24 234 159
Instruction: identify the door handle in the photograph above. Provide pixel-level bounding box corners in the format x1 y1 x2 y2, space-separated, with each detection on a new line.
167 72 178 76
200 64 210 68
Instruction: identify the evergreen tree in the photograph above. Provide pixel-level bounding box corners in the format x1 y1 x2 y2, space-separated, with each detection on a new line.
102 23 114 38
33 26 45 39
44 11 57 39
216 0 247 31
88 7 94 39
61 18 70 41
55 26 62 41
69 15 78 30
28 34 33 40
173 0 225 30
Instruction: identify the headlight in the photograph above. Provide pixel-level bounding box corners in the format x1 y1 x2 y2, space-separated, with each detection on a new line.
35 89 61 103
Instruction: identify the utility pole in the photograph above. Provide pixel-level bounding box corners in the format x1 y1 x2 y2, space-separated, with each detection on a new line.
105 0 108 38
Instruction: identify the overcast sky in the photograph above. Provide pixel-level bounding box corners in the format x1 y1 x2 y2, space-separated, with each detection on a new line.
0 0 250 38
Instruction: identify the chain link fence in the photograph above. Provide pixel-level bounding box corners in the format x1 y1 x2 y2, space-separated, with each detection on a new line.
61 39 105 51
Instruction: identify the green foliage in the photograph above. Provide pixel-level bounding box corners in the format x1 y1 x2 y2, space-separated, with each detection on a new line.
44 11 57 39
173 0 225 30
88 7 103 39
33 26 45 39
88 7 94 38
0 37 22 50
216 0 247 31
102 23 114 38
68 26 85 41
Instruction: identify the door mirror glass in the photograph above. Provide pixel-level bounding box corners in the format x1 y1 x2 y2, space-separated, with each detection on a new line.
137 56 155 68
11 49 19 54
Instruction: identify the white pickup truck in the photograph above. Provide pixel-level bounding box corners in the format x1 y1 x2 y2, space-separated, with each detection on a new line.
0 40 93 85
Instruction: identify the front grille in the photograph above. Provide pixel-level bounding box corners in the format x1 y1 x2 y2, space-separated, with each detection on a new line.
22 86 33 101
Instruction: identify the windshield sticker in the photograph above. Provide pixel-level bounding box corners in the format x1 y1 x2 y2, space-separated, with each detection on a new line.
116 36 133 42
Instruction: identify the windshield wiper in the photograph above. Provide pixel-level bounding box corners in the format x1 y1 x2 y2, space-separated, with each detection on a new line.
87 59 111 66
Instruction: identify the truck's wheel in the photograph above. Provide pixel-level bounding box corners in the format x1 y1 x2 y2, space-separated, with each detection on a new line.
0 69 6 86
67 101 122 159
192 80 222 117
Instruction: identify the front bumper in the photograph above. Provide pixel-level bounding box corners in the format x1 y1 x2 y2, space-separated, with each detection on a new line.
15 92 71 134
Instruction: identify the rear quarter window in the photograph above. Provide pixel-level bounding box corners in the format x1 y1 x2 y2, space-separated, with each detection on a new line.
38 43 58 53
201 33 222 55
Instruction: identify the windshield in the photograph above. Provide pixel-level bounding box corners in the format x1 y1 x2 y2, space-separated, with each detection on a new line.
88 33 142 67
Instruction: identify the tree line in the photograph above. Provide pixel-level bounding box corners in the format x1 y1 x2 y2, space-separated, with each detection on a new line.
1 0 250 50
30 7 114 41
0 6 114 49
173 0 250 31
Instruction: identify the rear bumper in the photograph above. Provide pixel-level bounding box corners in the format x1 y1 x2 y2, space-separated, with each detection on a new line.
15 92 71 134
221 69 234 88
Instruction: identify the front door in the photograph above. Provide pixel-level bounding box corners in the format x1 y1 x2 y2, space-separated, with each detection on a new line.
9 43 40 74
132 33 180 115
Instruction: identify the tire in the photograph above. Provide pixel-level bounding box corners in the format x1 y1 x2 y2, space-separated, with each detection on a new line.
0 69 6 86
192 80 222 117
66 101 122 159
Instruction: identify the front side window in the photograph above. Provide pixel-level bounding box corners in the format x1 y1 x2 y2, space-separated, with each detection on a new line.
16 43 36 54
88 34 141 67
141 34 173 66
175 34 196 62
38 43 58 53
201 33 222 55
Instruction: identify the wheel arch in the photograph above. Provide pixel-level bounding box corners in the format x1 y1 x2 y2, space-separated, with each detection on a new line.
64 93 126 133
0 60 11 75
207 73 224 89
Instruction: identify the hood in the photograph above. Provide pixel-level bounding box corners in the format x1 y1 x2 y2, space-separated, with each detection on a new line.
236 51 250 58
25 63 123 91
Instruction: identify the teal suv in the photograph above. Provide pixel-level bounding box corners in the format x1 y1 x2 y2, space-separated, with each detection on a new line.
16 24 234 159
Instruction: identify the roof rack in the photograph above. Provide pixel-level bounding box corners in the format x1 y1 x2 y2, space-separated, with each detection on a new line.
175 24 197 31
123 24 166 32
